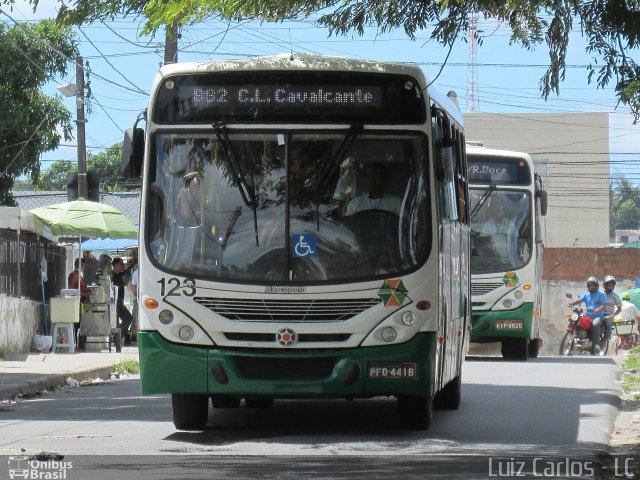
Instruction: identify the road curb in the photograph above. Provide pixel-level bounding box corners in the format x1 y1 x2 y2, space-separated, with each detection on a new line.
0 365 116 401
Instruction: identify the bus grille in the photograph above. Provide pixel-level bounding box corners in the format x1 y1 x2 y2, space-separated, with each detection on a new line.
224 332 351 343
194 297 380 322
471 283 504 296
232 356 337 380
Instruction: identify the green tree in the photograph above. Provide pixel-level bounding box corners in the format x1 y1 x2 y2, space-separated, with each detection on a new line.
36 160 75 190
0 20 77 206
610 175 640 234
33 0 640 122
87 143 126 191
36 143 126 192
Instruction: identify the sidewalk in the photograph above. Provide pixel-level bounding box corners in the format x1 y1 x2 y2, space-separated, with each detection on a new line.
0 346 139 401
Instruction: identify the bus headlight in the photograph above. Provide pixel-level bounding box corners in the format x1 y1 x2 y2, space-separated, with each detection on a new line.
381 327 397 342
158 309 174 325
401 311 417 326
178 326 194 341
503 299 513 309
514 291 524 299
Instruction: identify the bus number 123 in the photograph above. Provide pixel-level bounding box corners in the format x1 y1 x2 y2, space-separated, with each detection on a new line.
158 277 197 297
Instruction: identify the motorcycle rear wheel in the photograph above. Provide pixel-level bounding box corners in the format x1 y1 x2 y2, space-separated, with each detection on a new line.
559 331 576 356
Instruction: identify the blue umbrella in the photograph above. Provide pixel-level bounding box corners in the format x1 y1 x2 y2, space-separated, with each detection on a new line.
79 237 137 251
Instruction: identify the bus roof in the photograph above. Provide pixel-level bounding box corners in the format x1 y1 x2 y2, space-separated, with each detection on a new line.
154 54 463 126
466 145 534 163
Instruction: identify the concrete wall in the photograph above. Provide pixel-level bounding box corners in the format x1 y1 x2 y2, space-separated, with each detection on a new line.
464 112 610 248
0 294 42 354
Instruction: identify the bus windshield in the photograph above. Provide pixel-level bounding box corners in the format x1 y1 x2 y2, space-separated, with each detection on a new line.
470 189 532 274
145 131 430 284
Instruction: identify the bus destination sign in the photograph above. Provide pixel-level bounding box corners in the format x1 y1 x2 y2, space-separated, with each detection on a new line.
467 156 531 186
188 85 381 107
153 72 426 124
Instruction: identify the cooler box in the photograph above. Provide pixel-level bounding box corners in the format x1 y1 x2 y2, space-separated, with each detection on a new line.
614 318 636 335
50 297 80 324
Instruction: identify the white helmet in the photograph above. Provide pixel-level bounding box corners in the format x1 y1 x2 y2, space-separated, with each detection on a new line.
587 276 599 287
604 275 616 285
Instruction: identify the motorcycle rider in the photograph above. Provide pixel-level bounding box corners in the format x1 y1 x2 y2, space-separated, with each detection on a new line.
603 275 623 351
568 276 607 355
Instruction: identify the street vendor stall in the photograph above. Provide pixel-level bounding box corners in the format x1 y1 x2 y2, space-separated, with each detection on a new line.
78 283 122 352
29 198 138 353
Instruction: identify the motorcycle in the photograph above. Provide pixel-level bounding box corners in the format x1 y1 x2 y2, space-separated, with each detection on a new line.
559 305 608 356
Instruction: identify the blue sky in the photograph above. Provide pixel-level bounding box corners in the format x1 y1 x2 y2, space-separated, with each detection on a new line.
4 0 640 183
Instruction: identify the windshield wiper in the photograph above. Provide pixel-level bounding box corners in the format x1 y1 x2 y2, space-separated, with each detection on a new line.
318 124 363 190
469 184 496 223
214 121 260 246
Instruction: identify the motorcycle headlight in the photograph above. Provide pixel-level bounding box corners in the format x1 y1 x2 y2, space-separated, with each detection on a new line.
571 312 579 321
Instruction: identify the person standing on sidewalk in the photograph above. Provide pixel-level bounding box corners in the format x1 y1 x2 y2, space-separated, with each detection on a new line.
111 257 133 346
128 252 139 343
603 275 623 350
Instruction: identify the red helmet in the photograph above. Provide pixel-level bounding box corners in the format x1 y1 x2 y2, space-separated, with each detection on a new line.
579 315 593 330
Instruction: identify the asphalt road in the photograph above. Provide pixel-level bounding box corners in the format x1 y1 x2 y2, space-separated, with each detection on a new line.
0 356 622 479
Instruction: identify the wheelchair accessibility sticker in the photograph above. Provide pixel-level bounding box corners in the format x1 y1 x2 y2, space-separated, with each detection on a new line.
292 234 317 258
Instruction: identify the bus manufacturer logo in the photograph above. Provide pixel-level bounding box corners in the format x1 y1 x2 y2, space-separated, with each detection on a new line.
377 279 409 307
276 328 297 346
503 271 519 287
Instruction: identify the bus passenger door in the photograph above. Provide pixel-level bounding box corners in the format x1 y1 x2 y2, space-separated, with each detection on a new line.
434 140 457 389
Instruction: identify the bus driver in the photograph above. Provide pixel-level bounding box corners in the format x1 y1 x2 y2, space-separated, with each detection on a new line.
345 163 402 216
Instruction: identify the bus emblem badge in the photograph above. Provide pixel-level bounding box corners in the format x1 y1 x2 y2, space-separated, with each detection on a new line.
276 328 297 346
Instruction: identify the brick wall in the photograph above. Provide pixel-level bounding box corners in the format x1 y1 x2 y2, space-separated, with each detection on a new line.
543 247 640 282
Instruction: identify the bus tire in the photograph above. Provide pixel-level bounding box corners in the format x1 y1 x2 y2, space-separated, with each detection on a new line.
397 395 433 430
172 393 208 430
211 395 241 408
245 397 274 408
528 339 540 358
501 338 528 361
433 375 461 410
559 332 576 356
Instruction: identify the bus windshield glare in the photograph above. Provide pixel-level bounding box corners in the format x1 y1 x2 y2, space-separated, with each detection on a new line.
145 131 430 284
470 189 532 274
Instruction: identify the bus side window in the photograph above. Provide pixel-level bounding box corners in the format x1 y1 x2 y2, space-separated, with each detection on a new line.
432 116 457 224
454 132 469 225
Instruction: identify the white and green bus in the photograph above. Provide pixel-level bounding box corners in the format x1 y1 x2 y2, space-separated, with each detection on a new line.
467 146 547 360
122 54 471 430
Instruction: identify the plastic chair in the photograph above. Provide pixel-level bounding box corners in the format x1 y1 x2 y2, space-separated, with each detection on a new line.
52 323 75 353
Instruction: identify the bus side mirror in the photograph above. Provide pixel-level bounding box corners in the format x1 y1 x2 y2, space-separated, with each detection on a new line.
538 190 548 216
121 127 144 178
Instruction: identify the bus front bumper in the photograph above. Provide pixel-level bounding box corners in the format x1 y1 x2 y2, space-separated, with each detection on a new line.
471 302 534 342
138 331 436 398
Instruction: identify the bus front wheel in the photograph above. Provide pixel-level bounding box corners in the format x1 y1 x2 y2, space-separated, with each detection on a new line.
501 338 529 361
528 339 541 358
434 375 461 410
172 393 208 430
397 395 433 430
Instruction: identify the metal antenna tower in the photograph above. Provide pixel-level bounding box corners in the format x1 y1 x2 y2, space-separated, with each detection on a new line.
467 13 480 112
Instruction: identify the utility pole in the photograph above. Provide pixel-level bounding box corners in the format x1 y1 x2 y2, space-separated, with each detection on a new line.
164 22 179 65
75 55 88 199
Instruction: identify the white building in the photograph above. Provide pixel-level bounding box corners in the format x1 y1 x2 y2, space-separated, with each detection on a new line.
464 112 610 248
